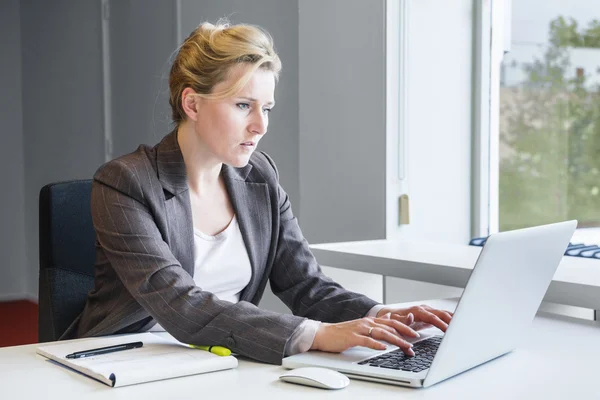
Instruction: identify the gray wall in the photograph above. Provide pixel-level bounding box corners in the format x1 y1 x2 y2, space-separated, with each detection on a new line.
21 0 106 297
0 0 28 300
298 0 386 244
0 0 445 309
109 0 177 157
180 0 300 209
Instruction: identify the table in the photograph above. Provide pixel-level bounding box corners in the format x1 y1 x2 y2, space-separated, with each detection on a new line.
1 299 599 399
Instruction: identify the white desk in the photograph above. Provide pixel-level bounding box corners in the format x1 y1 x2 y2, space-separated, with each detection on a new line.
311 240 600 313
2 299 599 399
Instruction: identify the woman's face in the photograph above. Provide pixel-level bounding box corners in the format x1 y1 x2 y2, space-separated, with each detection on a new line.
193 65 275 168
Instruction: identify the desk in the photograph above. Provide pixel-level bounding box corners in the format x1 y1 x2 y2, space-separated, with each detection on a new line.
311 240 600 313
1 299 599 399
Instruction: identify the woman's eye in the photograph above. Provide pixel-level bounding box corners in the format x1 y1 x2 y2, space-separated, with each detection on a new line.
263 108 272 115
237 103 250 110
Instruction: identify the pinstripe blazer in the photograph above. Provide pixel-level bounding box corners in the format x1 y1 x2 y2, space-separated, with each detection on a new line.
61 130 378 364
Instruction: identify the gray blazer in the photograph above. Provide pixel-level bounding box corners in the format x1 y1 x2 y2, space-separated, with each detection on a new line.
62 130 378 364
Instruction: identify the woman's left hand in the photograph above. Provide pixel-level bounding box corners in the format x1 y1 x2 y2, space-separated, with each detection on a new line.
376 304 454 333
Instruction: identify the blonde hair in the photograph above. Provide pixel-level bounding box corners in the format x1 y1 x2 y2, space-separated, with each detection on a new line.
169 20 281 125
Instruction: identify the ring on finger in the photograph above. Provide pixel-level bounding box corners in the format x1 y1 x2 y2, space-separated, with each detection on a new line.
368 327 374 337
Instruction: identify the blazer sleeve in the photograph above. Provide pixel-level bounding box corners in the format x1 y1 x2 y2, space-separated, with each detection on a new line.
262 154 380 321
91 160 306 365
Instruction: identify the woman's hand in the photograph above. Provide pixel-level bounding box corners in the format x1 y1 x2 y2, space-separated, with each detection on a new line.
376 304 454 333
310 315 420 356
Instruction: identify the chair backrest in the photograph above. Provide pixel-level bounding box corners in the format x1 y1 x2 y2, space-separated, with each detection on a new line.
38 179 96 342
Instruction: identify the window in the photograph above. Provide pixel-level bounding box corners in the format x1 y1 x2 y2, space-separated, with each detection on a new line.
499 1 600 244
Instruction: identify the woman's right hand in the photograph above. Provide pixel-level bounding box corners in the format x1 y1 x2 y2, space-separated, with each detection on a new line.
310 315 419 356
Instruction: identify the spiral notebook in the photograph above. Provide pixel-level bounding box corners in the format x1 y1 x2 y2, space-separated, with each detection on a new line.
36 332 237 387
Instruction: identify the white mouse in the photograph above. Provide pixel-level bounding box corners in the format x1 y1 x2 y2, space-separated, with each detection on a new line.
279 367 350 390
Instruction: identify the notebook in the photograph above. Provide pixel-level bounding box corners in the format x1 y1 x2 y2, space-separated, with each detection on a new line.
36 332 237 387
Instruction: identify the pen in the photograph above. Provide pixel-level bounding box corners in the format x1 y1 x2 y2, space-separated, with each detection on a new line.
65 341 144 359
190 344 231 357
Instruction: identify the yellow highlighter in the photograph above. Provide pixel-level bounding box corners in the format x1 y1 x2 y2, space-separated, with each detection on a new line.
190 344 232 357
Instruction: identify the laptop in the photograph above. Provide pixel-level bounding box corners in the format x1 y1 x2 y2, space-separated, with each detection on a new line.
282 220 577 388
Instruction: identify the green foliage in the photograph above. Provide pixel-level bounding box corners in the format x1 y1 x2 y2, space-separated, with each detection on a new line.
500 16 600 231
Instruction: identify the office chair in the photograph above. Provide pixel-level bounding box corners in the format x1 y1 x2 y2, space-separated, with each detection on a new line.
38 179 96 342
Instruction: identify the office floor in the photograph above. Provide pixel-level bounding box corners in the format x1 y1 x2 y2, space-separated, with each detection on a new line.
0 300 38 347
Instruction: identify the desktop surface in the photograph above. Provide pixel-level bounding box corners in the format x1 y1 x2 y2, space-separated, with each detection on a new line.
1 299 599 399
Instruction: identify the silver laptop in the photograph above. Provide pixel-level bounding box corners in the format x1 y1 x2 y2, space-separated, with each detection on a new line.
282 220 577 388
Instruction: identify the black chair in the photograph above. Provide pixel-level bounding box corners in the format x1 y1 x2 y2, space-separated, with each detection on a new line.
38 179 96 342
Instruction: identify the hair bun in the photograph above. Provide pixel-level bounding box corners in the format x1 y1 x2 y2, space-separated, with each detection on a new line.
169 20 281 125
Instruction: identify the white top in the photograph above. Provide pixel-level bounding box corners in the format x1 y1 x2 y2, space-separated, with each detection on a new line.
191 215 252 303
151 215 252 332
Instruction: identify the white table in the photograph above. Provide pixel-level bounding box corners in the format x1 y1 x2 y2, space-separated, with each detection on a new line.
311 240 600 315
1 299 599 399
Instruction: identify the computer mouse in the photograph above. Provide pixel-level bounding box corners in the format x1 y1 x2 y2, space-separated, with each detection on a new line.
279 367 350 390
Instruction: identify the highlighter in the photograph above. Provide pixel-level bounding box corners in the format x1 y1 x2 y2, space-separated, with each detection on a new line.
190 344 232 357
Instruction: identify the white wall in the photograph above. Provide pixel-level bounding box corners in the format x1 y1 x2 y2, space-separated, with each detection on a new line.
0 0 28 301
388 0 474 246
384 0 475 303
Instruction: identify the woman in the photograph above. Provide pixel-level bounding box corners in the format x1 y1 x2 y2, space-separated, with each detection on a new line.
63 21 452 365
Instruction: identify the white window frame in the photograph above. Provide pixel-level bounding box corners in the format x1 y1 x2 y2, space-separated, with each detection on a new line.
473 0 509 237
387 0 489 242
385 0 408 240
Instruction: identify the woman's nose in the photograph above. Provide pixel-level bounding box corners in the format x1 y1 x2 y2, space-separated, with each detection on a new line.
249 111 268 135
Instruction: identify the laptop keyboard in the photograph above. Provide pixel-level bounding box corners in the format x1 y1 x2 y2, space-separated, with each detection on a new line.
357 336 442 373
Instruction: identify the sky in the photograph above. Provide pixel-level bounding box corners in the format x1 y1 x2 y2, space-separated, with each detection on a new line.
502 0 600 86
512 0 600 44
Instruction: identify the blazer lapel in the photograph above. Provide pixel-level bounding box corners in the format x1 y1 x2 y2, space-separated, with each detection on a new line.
155 130 195 277
222 164 272 302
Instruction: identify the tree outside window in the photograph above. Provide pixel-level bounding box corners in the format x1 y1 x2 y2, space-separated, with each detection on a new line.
500 17 600 239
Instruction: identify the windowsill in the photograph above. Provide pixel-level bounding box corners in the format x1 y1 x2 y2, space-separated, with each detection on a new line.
572 227 600 246
310 239 600 311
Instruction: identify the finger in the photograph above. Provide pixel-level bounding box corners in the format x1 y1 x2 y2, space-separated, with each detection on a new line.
370 321 421 341
413 307 449 332
434 310 453 324
411 322 433 331
388 312 415 327
376 317 419 337
370 322 399 336
421 306 453 324
356 335 388 351
388 313 414 325
370 329 415 357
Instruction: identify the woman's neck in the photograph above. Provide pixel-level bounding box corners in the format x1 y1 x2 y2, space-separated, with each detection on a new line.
176 122 222 195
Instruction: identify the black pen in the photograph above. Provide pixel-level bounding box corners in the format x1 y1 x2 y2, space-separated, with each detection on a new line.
65 341 143 359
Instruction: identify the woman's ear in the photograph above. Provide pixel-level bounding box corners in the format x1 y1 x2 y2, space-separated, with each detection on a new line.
181 87 200 122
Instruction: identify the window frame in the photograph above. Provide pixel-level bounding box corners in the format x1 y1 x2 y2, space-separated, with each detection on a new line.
473 0 509 237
